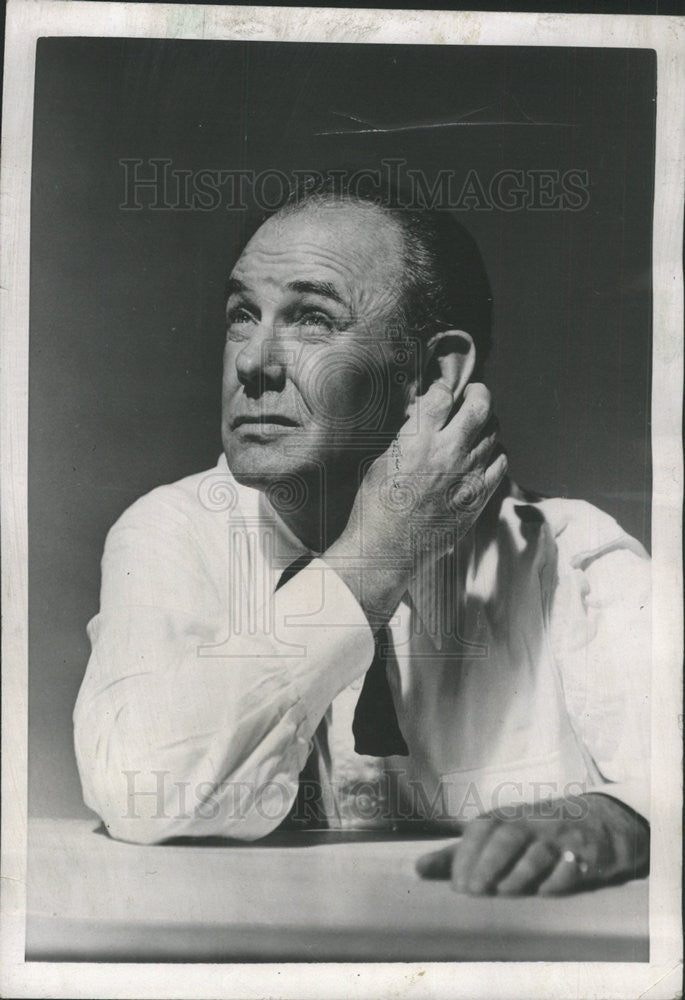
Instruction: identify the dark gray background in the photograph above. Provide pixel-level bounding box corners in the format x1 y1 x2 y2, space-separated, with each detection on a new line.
29 39 655 817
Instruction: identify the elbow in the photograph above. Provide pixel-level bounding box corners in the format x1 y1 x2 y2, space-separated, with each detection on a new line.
100 812 200 846
93 774 293 845
75 740 296 845
74 696 300 843
100 816 185 846
74 728 197 844
76 758 196 845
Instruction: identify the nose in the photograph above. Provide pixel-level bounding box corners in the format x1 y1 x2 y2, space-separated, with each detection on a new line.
234 324 287 394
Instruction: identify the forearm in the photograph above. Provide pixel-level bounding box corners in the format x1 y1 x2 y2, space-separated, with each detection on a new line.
75 662 309 843
323 539 410 632
75 561 375 843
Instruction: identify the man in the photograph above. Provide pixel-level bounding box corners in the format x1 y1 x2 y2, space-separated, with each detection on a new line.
74 176 650 896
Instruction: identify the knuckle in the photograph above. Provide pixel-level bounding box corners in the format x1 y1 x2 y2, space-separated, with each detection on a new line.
489 829 518 854
470 382 491 402
465 816 497 839
482 431 498 454
424 398 445 418
564 827 587 852
424 382 452 409
492 820 529 849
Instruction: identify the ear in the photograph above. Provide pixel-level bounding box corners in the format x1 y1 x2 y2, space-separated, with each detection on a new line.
420 329 476 401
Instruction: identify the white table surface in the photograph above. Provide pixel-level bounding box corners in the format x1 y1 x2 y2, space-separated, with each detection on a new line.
26 817 649 962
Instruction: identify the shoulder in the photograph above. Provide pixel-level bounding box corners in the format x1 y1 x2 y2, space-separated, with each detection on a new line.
108 456 247 541
97 460 245 609
497 486 649 569
98 458 248 595
490 485 650 613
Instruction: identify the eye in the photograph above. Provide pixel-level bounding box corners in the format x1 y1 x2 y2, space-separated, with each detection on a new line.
226 305 254 325
226 305 257 341
298 310 334 332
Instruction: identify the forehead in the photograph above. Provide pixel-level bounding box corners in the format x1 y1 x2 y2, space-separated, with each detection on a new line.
231 202 406 310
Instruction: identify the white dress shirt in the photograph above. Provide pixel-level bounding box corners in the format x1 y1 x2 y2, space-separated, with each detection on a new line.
74 455 651 843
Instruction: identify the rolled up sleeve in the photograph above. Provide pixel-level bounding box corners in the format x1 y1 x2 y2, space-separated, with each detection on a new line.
73 495 374 844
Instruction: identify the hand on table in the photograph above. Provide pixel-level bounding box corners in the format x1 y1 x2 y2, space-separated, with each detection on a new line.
415 794 649 896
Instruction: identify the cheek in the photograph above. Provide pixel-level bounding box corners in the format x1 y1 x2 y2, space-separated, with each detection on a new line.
295 345 388 431
223 339 238 374
221 344 241 393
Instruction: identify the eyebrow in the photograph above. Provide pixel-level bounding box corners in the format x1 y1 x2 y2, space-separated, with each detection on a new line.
286 280 346 306
225 276 346 308
225 276 247 299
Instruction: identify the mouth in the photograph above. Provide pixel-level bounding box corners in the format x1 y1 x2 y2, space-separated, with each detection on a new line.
231 415 300 430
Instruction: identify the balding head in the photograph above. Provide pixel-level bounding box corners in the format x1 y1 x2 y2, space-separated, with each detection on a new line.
275 174 493 378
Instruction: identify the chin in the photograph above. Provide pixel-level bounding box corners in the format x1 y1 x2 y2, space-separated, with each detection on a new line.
223 436 315 489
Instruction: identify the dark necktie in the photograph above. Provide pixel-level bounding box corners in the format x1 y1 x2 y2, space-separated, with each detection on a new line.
276 555 409 762
352 624 409 757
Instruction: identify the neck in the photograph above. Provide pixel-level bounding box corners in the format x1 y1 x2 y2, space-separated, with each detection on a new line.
265 462 366 554
277 506 350 554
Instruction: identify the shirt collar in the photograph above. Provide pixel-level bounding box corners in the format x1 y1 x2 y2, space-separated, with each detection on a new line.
218 453 524 627
216 453 311 576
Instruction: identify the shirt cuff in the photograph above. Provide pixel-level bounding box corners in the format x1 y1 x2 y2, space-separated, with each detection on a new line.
271 557 375 727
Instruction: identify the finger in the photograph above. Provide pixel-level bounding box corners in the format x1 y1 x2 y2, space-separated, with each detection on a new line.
448 446 507 523
448 383 492 442
481 446 509 498
469 417 499 465
537 849 587 896
476 413 500 442
495 840 560 896
414 379 459 430
415 843 455 880
463 822 532 895
449 817 498 893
